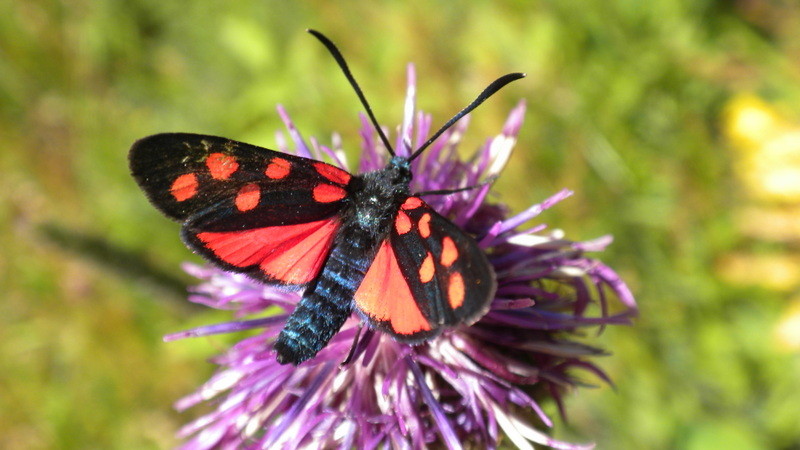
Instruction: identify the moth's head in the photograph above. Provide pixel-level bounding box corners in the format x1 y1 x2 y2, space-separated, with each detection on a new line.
388 156 412 182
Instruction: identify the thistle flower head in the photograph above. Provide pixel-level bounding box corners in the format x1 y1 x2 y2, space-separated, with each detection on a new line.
168 65 637 449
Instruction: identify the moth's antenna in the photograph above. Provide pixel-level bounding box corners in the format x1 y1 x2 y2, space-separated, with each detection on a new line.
307 29 396 156
408 72 525 162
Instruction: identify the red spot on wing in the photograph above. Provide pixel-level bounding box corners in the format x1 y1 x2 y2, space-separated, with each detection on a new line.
313 184 347 203
418 213 431 238
448 272 465 308
440 236 458 267
313 162 351 185
170 173 198 201
418 252 435 283
196 219 338 284
395 210 412 234
235 183 260 211
355 241 432 335
206 153 239 180
401 197 423 210
265 157 291 179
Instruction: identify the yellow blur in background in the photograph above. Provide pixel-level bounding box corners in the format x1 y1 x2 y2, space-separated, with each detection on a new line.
722 95 800 351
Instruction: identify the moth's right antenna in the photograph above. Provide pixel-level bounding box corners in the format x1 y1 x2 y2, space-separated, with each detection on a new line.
408 72 525 162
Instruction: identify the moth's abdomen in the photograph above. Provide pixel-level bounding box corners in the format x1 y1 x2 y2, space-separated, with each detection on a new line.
274 290 351 365
274 239 375 365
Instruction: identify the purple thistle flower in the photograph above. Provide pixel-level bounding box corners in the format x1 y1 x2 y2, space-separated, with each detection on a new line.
166 65 637 450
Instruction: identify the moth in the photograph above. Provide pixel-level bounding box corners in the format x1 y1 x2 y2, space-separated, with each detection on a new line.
130 30 523 364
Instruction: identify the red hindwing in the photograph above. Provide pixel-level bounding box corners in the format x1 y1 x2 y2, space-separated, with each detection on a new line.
188 218 339 285
354 240 433 336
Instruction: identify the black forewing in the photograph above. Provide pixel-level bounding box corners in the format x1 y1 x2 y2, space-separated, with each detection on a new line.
390 198 496 333
129 133 350 231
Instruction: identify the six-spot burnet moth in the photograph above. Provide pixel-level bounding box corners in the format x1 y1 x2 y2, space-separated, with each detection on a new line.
129 29 524 365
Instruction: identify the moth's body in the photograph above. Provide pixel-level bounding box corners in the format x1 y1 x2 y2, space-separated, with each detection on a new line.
275 158 413 363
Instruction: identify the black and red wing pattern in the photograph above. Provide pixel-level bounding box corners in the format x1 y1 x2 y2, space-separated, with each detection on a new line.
354 196 496 341
129 133 352 286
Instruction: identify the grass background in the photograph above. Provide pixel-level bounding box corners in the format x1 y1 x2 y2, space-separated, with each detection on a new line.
2 1 800 448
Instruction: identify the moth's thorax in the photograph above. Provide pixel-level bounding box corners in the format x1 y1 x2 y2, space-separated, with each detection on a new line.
345 157 412 233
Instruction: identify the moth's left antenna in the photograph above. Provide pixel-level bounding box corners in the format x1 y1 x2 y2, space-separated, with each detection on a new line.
307 29 396 156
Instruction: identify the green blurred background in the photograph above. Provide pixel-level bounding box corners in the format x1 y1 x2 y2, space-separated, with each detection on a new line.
2 1 800 448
